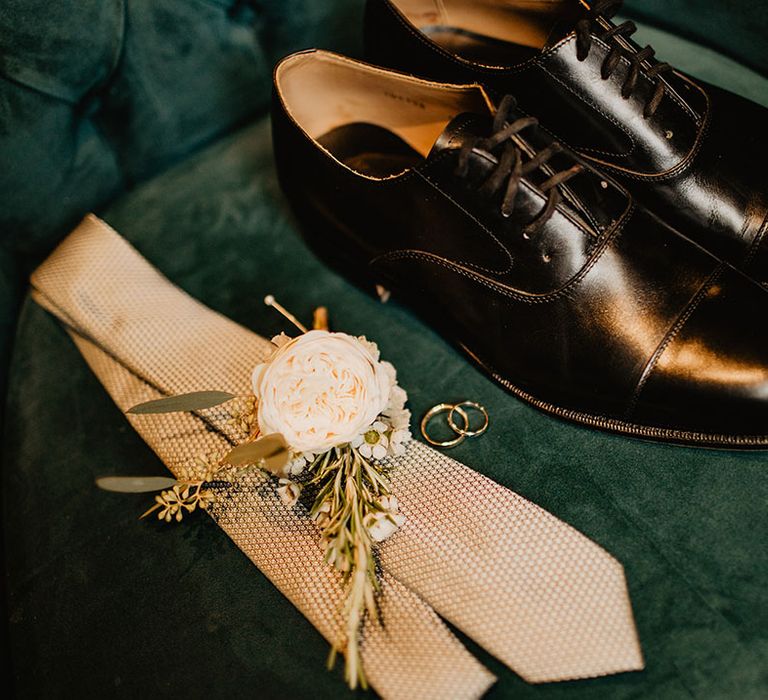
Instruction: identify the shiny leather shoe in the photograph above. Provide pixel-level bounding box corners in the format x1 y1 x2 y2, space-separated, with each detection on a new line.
364 0 768 284
272 50 768 448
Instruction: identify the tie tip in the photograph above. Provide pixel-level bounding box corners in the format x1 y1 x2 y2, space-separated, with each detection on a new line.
517 643 645 684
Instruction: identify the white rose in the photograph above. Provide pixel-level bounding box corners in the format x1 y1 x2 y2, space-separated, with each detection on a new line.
251 330 391 454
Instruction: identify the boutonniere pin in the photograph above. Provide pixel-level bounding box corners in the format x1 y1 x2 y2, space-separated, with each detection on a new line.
98 297 411 689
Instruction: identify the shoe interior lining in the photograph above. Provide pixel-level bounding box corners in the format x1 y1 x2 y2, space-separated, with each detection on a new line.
275 52 492 173
316 122 424 177
390 0 576 60
421 26 540 66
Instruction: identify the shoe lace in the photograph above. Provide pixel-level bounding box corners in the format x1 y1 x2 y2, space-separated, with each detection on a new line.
575 0 673 118
455 95 583 236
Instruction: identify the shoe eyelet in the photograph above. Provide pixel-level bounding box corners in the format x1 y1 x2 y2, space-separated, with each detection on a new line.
600 180 609 189
522 231 531 240
542 253 552 263
665 130 674 139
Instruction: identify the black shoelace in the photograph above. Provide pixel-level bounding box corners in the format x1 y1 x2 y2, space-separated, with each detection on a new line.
455 95 583 236
575 0 673 118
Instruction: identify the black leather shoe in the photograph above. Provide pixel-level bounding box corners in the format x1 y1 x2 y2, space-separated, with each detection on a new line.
272 50 768 447
364 0 768 284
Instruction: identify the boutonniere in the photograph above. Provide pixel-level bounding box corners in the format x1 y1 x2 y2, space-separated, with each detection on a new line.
100 298 411 689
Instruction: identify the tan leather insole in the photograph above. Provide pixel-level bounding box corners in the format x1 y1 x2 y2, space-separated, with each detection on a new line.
275 52 492 159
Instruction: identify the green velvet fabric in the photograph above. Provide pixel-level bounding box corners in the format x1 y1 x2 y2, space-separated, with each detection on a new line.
4 11 768 700
1 0 255 256
0 0 362 416
0 0 364 257
624 0 768 76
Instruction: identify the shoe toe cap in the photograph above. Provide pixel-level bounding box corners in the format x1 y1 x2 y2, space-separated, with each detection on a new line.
630 266 768 443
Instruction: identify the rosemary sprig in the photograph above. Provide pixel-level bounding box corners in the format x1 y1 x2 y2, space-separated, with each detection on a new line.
306 446 396 689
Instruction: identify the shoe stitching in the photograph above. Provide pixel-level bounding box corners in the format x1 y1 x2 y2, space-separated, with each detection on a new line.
379 2 708 177
381 0 701 133
378 0 578 76
537 37 700 165
482 363 768 445
416 126 599 271
625 263 725 419
536 60 637 160
581 74 711 181
379 0 478 71
569 34 700 124
741 207 768 268
415 164 515 276
371 202 635 303
433 92 611 234
382 0 697 126
498 102 629 235
550 33 698 121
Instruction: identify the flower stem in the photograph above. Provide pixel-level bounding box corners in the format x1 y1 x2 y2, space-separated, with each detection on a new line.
307 446 392 689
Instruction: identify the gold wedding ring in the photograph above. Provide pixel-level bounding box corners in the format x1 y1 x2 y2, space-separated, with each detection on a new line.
448 401 489 438
420 401 489 448
421 403 470 448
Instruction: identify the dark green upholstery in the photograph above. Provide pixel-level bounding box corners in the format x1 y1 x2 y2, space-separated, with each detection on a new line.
0 0 363 256
624 0 768 76
3 2 768 698
0 0 362 419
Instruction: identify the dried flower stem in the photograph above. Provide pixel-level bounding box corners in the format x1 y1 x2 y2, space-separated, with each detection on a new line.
139 449 255 524
307 447 393 689
140 479 215 522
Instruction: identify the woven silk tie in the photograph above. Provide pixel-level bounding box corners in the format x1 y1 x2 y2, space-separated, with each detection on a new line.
31 215 644 698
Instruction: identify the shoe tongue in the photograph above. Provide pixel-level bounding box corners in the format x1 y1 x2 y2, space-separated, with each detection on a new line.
427 106 628 238
542 4 589 49
428 112 492 158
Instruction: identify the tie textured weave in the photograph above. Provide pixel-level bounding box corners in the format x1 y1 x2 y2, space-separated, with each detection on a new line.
31 215 644 698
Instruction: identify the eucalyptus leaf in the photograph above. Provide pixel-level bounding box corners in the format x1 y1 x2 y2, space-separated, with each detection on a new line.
96 476 178 493
127 391 237 415
223 433 290 474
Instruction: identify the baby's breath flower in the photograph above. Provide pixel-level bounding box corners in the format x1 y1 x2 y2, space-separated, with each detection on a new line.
388 427 411 456
312 499 332 528
386 408 411 431
277 478 302 507
385 384 408 414
356 336 381 361
365 511 406 542
379 494 399 512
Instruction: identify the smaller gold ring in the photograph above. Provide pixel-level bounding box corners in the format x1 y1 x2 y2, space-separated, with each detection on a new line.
421 403 469 448
448 401 489 438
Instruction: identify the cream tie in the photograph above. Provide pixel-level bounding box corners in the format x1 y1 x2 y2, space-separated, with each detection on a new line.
31 215 644 698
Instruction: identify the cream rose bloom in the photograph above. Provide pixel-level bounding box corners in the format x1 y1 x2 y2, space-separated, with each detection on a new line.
251 330 392 454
